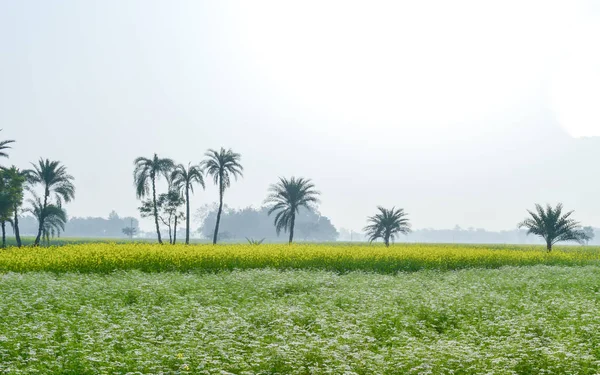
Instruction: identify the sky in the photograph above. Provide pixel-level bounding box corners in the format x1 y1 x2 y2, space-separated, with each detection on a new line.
1 0 600 232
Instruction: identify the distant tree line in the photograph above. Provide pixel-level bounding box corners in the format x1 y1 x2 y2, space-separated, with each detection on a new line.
15 211 139 238
197 205 338 242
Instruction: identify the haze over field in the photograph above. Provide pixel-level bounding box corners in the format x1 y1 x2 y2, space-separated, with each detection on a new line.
2 0 600 232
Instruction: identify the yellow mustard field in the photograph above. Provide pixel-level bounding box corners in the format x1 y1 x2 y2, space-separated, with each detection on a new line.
0 243 599 273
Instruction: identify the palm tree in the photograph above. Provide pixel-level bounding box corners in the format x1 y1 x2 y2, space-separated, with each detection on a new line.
364 206 411 247
201 148 243 245
171 163 205 244
0 130 15 160
133 154 174 244
518 203 590 252
28 195 67 247
27 159 75 246
264 177 320 244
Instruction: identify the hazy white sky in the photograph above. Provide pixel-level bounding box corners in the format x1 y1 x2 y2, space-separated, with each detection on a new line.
1 0 599 232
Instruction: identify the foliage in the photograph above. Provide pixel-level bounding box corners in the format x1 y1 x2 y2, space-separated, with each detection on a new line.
198 205 338 242
139 190 185 244
364 206 411 246
26 195 67 246
0 167 26 222
245 237 265 245
122 226 138 239
26 159 75 245
1 267 600 373
265 177 320 244
133 154 174 244
518 203 590 251
0 243 599 273
201 148 243 245
0 129 15 160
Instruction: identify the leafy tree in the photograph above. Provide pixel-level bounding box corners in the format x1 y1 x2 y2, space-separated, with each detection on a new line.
171 163 205 244
518 203 590 251
138 190 184 244
364 206 411 247
122 226 138 239
26 159 75 246
0 130 15 160
0 167 27 247
582 226 595 245
201 148 243 245
133 154 174 244
264 177 320 244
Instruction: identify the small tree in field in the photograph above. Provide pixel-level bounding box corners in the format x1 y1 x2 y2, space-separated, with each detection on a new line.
518 203 590 252
122 226 138 240
364 206 411 247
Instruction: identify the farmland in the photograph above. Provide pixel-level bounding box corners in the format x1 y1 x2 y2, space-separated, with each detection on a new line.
1 243 599 374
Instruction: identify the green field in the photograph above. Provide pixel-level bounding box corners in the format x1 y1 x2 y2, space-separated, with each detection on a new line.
1 244 599 374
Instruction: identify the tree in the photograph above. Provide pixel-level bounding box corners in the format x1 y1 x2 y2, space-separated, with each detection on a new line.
518 203 590 252
138 190 184 244
122 226 138 239
201 148 243 245
26 159 75 246
582 226 595 245
0 130 15 160
27 195 67 247
133 154 174 244
171 163 205 244
264 177 320 244
0 167 27 247
364 206 411 247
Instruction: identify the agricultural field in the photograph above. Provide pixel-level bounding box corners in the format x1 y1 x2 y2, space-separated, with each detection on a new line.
1 244 599 374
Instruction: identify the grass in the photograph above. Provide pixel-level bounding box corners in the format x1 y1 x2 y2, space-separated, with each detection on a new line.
0 243 599 273
1 266 599 374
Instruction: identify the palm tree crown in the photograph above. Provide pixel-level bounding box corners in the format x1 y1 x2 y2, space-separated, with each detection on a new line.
171 163 205 244
201 148 243 194
0 130 15 159
201 148 243 245
133 154 174 199
28 159 75 205
265 177 320 244
364 206 411 247
518 203 590 251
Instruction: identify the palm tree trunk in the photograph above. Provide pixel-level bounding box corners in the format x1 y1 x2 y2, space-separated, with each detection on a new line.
288 212 296 244
1 221 5 248
152 175 163 244
213 176 224 245
173 216 178 245
185 186 190 245
13 208 21 248
546 240 552 252
384 234 390 247
34 188 49 246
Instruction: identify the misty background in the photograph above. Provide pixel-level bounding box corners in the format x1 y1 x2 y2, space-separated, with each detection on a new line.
2 1 600 242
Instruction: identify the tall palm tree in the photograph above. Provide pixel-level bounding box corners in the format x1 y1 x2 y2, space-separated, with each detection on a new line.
133 153 174 244
201 148 243 245
0 130 15 160
264 177 320 244
171 163 205 244
518 203 590 252
364 206 411 247
27 159 75 246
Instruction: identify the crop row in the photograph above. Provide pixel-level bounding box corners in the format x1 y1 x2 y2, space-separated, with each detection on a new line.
0 243 599 273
